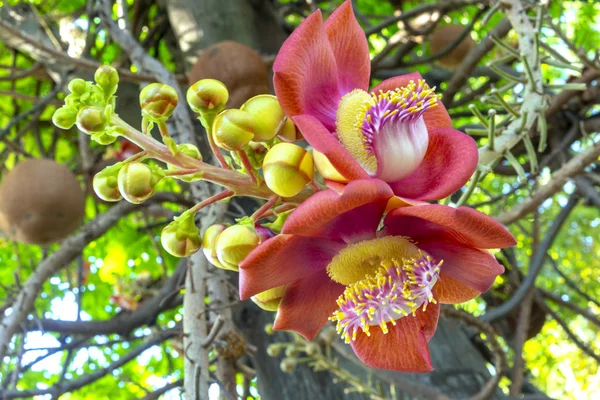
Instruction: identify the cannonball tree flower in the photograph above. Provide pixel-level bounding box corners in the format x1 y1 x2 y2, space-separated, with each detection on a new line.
239 180 515 371
273 1 478 200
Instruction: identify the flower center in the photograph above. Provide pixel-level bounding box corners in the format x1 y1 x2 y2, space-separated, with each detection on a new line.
336 80 439 181
329 253 442 343
326 236 421 286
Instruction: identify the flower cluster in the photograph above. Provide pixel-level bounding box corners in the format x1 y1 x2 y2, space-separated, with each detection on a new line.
52 0 515 373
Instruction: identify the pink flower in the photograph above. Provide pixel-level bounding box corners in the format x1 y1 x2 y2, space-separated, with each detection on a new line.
239 180 515 372
273 1 478 200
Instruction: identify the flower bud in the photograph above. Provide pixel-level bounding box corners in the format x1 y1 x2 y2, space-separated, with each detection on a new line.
161 213 201 257
76 106 107 134
313 149 348 183
264 323 275 335
266 344 281 357
93 163 123 202
251 285 285 311
187 79 229 115
68 78 88 96
212 109 254 151
240 95 285 142
215 224 260 271
117 162 164 204
94 65 119 95
263 143 314 197
177 143 202 161
201 223 229 270
52 106 78 130
280 358 297 373
278 118 302 142
304 343 320 356
140 83 178 121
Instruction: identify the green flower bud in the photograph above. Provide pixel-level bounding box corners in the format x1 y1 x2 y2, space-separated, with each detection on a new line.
251 285 285 312
94 65 119 96
263 143 314 198
76 106 107 135
52 106 78 130
140 83 178 121
68 78 88 96
266 344 281 357
91 131 118 145
117 162 164 204
304 343 320 356
161 212 201 257
212 109 254 151
215 224 260 271
240 95 285 142
201 223 229 270
93 163 123 202
280 358 297 373
187 79 229 115
278 118 303 142
264 323 275 335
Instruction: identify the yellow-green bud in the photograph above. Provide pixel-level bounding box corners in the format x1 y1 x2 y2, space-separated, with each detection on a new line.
313 149 348 183
94 65 119 95
212 109 255 151
177 143 202 161
201 223 229 270
284 346 297 357
68 78 88 96
240 95 285 142
93 164 123 202
117 162 164 204
140 83 178 120
278 118 302 142
215 224 260 271
263 143 314 197
251 285 285 312
187 79 229 115
280 358 297 373
52 106 78 130
266 344 281 357
304 342 320 356
264 323 275 335
76 106 107 135
161 213 201 257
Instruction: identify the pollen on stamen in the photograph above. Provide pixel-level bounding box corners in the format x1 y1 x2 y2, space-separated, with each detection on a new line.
329 252 442 343
355 79 441 152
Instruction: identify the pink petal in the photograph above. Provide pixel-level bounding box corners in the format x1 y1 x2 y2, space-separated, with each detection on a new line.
274 270 345 340
435 274 481 304
419 241 504 294
350 302 439 372
239 234 345 299
273 11 341 131
371 72 452 131
384 204 516 249
294 114 369 181
388 128 478 201
283 179 393 242
324 0 370 93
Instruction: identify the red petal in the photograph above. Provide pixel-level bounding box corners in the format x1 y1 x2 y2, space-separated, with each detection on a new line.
435 274 481 304
324 0 370 93
273 11 341 131
384 204 516 249
283 179 393 242
371 72 451 131
323 179 347 193
294 114 369 180
389 128 478 201
239 234 345 299
350 302 439 372
274 270 345 341
419 241 504 293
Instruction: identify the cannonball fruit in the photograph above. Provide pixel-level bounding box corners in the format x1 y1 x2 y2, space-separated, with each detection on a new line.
0 158 86 245
188 41 270 108
430 24 476 70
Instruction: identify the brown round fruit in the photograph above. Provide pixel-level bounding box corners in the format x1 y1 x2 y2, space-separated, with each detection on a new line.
429 24 475 70
0 158 86 246
188 41 270 108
